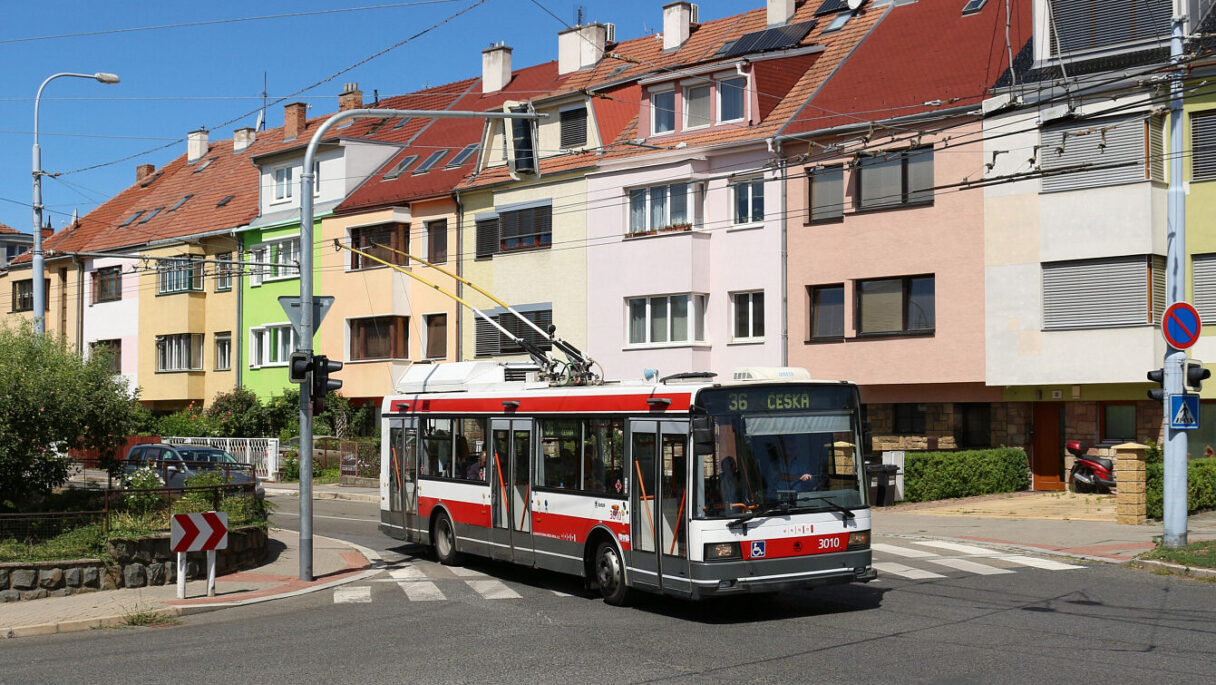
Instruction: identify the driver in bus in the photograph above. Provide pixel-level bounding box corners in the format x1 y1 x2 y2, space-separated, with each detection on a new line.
719 455 748 511
764 442 825 500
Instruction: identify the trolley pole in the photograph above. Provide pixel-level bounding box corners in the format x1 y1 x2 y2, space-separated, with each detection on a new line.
1163 8 1188 548
296 107 543 580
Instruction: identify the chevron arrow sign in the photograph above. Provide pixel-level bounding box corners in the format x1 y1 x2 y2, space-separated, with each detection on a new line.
171 512 229 553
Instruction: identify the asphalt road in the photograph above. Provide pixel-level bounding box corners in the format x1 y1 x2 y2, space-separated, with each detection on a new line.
3 496 1213 685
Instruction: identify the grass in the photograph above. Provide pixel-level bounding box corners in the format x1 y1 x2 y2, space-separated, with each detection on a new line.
120 607 181 628
1141 539 1216 569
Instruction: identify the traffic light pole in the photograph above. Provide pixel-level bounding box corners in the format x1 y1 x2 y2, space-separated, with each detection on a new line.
1163 12 1188 548
296 107 544 580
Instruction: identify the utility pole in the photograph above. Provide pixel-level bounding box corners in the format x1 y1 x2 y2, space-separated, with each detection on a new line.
1163 4 1188 548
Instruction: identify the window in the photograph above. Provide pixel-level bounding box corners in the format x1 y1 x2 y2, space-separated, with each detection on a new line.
92 267 122 304
215 252 233 291
560 106 588 148
475 216 499 259
856 275 935 335
684 83 711 129
249 238 301 284
447 143 480 168
350 223 408 270
731 291 765 341
1101 403 1137 443
424 313 447 359
249 324 296 367
421 418 455 478
652 90 675 134
627 294 707 345
273 166 294 201
168 194 193 212
894 404 926 434
1192 111 1216 181
1194 253 1216 323
718 76 746 122
415 150 447 174
90 339 122 375
157 258 203 294
11 279 49 312
215 332 232 371
1042 256 1164 329
732 178 765 225
858 147 934 209
957 403 991 448
475 307 553 357
628 183 690 233
808 165 844 222
427 220 448 263
350 316 408 361
118 210 145 227
962 0 988 15
139 207 164 224
1041 116 1159 192
156 333 203 372
1048 0 1170 58
383 155 418 181
217 195 234 208
499 204 552 252
809 284 844 340
538 418 624 493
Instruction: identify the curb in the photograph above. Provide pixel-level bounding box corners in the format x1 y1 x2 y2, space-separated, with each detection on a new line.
1 533 383 640
263 487 380 503
1130 558 1216 579
880 532 1129 564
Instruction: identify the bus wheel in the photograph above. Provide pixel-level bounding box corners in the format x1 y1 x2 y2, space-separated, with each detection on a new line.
595 541 630 606
434 513 460 566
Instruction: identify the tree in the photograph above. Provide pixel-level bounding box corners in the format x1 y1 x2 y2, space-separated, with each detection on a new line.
205 387 270 437
0 322 141 507
264 387 353 439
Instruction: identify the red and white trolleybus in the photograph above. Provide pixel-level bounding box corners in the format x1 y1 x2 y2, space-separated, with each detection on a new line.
379 362 875 604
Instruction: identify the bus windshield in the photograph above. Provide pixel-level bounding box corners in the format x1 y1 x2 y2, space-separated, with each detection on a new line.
692 384 867 519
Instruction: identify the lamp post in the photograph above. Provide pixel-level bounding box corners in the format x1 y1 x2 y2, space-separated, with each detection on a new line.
32 71 120 335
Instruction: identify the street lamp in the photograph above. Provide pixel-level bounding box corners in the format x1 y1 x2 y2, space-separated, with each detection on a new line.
32 71 120 335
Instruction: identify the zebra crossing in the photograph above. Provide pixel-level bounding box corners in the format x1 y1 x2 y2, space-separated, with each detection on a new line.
871 539 1086 580
333 560 578 604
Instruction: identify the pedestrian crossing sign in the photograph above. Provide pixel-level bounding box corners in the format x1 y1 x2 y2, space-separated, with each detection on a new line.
1169 394 1200 430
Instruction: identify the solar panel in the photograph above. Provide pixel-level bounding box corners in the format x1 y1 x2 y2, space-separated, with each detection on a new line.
814 0 850 16
720 20 816 58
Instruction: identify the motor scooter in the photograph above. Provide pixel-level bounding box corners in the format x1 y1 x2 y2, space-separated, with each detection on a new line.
1067 440 1115 493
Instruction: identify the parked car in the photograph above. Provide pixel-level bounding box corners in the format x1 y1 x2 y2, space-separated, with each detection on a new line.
123 444 264 498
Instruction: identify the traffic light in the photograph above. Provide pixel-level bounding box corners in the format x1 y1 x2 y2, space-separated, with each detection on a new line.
1147 367 1166 401
508 105 538 176
1186 359 1211 393
310 354 343 414
288 351 312 384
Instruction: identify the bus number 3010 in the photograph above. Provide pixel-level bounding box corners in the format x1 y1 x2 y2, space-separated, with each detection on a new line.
818 537 842 550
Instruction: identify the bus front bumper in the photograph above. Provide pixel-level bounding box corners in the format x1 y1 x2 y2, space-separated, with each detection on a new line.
688 549 874 598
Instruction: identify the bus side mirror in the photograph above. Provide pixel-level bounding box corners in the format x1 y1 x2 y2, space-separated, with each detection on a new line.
691 415 715 455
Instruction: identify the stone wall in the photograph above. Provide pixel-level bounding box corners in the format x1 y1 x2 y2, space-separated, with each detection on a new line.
0 526 267 603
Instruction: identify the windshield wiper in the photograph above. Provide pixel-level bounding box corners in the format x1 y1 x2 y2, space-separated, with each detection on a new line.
725 510 756 528
801 496 855 520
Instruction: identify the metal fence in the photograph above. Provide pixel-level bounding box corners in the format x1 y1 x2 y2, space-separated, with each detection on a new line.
163 436 281 481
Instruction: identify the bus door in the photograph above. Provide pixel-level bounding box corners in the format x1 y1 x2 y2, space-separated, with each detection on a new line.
490 418 535 565
628 419 690 593
387 418 419 540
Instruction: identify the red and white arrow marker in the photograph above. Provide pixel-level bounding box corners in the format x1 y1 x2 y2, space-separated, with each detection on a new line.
171 512 229 552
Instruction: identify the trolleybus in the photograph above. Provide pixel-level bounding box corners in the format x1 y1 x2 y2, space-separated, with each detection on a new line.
379 362 875 604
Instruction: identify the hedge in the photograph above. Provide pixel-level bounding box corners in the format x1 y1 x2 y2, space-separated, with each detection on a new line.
903 448 1029 502
1146 459 1216 519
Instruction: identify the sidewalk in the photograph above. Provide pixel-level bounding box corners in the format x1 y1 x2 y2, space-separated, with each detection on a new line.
1 529 381 640
262 481 379 503
873 491 1216 563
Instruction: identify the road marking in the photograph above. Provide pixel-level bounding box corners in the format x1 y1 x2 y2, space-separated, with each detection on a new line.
448 566 489 578
926 558 1015 575
389 566 427 581
550 589 574 597
873 562 946 580
997 555 1085 571
399 581 445 601
467 579 521 600
911 540 995 556
334 586 372 603
271 511 377 523
872 543 938 558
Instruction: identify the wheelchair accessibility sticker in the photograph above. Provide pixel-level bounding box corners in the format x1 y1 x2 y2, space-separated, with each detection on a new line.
749 541 766 558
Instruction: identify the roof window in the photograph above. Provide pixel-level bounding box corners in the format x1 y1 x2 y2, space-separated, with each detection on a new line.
823 10 851 32
139 207 164 224
193 157 215 174
168 194 193 212
414 150 448 174
217 195 235 207
962 0 988 14
447 143 480 168
118 210 145 227
383 155 418 180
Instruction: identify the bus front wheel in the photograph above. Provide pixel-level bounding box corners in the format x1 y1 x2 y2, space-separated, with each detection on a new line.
595 541 630 606
433 513 460 566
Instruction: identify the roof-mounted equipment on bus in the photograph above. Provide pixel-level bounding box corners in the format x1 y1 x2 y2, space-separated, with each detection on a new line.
732 367 812 381
659 371 717 384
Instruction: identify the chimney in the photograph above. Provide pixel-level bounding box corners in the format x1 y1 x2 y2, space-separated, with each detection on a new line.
339 82 363 111
233 127 257 152
663 2 694 51
558 23 609 75
187 129 209 163
41 226 53 240
136 164 155 182
482 43 513 94
767 0 796 27
284 102 308 139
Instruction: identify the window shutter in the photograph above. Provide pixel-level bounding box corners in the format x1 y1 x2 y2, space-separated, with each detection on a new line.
560 107 588 148
1194 254 1216 323
1042 256 1149 329
1041 116 1147 193
1049 0 1170 56
1148 116 1164 181
1151 255 1166 324
475 218 499 259
475 316 499 356
1192 111 1216 181
536 205 552 241
501 210 520 240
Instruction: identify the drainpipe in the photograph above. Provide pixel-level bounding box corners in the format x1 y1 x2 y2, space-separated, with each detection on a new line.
234 230 244 389
73 255 84 355
453 190 463 361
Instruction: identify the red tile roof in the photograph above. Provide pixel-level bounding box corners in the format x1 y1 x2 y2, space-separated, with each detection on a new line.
0 222 19 235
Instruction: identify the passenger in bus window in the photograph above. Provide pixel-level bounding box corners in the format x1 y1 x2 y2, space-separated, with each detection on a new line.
583 445 606 492
466 451 486 481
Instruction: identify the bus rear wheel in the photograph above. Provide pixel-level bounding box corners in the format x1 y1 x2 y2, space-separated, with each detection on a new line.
595 541 630 606
433 513 460 566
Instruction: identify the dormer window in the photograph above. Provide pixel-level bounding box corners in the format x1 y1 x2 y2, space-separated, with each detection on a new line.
652 89 676 134
273 166 294 202
647 71 750 137
683 83 712 130
560 106 588 148
718 77 746 123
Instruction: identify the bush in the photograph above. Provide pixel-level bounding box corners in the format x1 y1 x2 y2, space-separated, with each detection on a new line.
157 403 220 437
903 448 1029 502
1146 459 1216 519
124 466 167 514
206 388 270 438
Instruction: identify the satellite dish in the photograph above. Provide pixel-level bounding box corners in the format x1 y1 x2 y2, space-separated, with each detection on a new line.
847 0 864 10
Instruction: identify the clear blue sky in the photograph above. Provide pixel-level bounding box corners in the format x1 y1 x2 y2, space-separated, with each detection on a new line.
0 0 749 233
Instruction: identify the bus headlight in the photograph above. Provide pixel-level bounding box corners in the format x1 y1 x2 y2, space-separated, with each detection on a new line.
705 542 741 560
847 531 870 550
